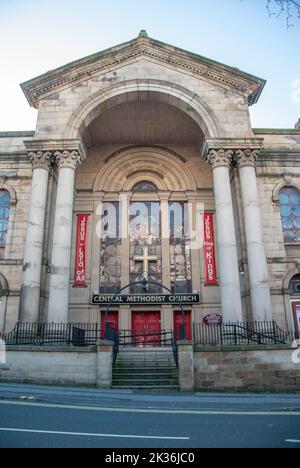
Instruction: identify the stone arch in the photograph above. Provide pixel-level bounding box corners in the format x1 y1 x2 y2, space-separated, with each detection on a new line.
125 171 167 191
272 178 300 204
0 182 16 205
0 273 8 297
93 146 198 192
283 266 300 293
64 79 221 140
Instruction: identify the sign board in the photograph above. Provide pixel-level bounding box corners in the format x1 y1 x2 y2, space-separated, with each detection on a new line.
74 214 89 286
92 293 200 305
203 314 223 326
203 213 217 284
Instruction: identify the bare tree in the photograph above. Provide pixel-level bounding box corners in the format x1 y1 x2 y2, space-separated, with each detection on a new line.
267 0 300 28
266 0 300 28
242 1 300 27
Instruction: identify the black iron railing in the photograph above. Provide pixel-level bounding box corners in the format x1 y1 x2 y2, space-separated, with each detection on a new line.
193 320 295 346
1 322 100 346
104 324 119 364
171 332 179 367
118 329 174 348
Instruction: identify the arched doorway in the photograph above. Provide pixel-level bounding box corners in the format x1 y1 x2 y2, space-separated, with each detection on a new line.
290 274 300 338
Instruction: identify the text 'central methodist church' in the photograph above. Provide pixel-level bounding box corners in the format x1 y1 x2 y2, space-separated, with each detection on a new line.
0 31 300 347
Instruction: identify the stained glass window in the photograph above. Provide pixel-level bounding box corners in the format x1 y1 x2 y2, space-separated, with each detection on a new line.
0 190 10 246
99 202 121 293
129 201 162 293
132 181 158 192
169 202 192 293
279 186 300 242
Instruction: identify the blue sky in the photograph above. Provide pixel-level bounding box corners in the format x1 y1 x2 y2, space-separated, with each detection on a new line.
0 0 299 130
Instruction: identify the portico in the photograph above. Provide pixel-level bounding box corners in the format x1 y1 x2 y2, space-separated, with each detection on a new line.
10 31 279 333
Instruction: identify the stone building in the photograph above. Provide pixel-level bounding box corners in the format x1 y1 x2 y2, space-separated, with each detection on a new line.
0 31 299 340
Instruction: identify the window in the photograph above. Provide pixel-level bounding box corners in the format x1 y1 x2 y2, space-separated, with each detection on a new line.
279 186 300 242
99 202 121 293
0 190 11 246
169 202 192 293
290 274 300 295
132 181 158 192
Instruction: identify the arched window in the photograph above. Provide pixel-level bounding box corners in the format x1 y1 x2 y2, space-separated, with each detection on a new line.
132 181 158 192
278 186 300 242
0 190 11 246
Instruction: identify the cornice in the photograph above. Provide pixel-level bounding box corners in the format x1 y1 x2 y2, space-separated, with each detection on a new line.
23 139 87 161
21 36 265 109
202 137 264 158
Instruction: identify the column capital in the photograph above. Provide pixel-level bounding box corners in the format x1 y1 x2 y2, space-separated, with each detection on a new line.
158 191 170 201
202 137 264 170
54 149 83 170
24 138 86 171
28 150 53 171
205 148 234 169
235 148 260 168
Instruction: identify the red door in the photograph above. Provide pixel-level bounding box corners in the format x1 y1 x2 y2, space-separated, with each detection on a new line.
174 310 192 340
292 302 300 339
101 311 119 339
131 311 161 347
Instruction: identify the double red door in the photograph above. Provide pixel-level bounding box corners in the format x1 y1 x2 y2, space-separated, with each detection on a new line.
174 310 192 340
131 311 161 347
101 311 118 339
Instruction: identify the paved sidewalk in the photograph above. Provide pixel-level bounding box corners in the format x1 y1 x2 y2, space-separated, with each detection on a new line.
0 382 299 413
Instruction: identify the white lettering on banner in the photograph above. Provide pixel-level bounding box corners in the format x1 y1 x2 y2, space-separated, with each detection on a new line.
74 214 88 286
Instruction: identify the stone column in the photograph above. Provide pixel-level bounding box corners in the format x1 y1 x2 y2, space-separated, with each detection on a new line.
205 149 243 322
20 151 52 322
159 192 170 289
177 340 195 392
235 149 272 321
96 341 113 389
48 150 83 323
120 192 131 289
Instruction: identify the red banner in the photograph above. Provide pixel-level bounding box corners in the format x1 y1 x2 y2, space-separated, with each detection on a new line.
203 212 217 284
74 214 89 286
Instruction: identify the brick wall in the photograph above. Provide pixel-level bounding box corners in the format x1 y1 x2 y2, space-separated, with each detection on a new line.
194 346 300 391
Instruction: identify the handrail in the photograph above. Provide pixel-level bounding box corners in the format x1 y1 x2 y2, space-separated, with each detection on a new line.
171 332 179 367
193 320 296 346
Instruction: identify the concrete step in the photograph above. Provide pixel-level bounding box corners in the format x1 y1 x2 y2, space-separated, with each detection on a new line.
111 385 180 390
113 372 178 378
113 367 178 375
113 347 178 390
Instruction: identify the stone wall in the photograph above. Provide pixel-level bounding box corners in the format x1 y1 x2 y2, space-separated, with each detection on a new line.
0 343 113 388
194 346 300 392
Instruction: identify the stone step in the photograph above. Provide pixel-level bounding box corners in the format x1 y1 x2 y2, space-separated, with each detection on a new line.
112 379 179 386
113 347 178 390
117 362 175 365
114 367 177 372
114 367 178 373
111 385 180 390
113 372 178 378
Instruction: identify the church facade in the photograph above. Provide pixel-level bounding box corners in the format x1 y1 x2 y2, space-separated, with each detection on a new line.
0 31 300 340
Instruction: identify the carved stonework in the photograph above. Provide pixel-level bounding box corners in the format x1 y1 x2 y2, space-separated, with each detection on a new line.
282 172 293 186
54 150 82 170
235 149 259 168
28 151 52 171
205 149 233 170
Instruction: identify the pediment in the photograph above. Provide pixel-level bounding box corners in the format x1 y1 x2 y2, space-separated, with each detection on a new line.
21 31 265 109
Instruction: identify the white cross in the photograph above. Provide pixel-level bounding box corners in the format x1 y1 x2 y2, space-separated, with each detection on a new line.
133 245 158 283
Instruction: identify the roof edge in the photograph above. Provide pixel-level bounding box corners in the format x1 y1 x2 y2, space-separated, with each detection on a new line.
21 32 266 109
